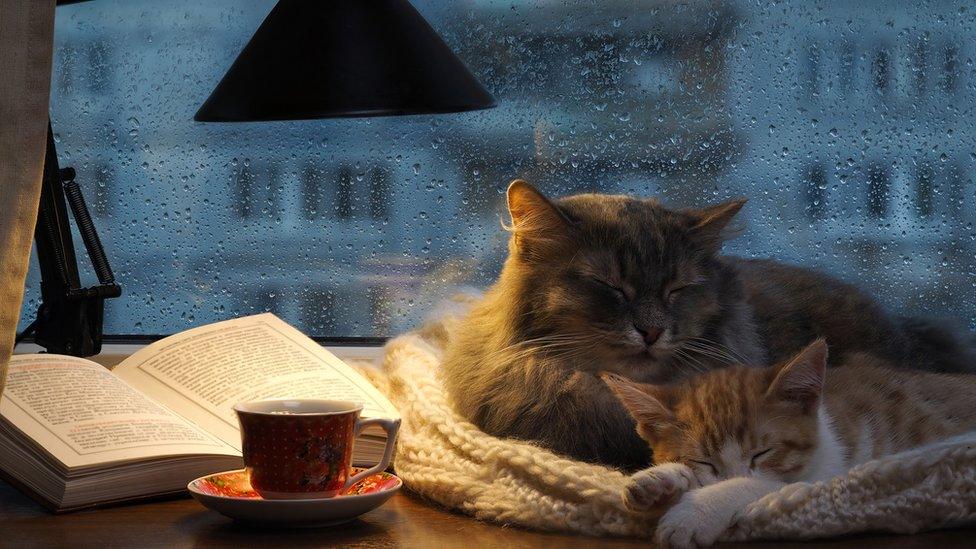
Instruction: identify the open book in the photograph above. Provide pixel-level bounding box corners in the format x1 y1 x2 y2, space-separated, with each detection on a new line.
0 314 399 512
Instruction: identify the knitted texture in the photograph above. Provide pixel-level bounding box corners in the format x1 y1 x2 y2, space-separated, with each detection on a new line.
380 334 658 537
726 433 976 540
372 313 976 541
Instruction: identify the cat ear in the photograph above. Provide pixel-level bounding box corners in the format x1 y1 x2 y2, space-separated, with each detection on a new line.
766 339 828 412
687 198 746 253
506 180 573 256
601 372 673 437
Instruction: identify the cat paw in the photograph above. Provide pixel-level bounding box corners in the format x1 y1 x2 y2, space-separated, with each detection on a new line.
654 491 734 549
624 462 697 512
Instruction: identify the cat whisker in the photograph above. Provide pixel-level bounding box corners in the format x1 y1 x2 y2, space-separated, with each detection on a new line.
501 342 579 361
677 344 735 366
681 349 721 372
681 338 741 359
681 348 736 367
678 338 734 356
495 334 588 354
487 343 578 365
672 349 708 374
494 333 609 363
678 340 741 365
671 353 704 378
684 337 750 364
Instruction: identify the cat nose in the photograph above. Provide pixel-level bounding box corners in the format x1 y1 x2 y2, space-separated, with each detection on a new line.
634 325 664 346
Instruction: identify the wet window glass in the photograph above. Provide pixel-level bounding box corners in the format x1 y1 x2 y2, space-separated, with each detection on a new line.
20 0 976 338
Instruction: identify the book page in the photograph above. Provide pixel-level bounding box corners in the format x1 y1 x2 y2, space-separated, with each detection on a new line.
113 314 398 451
0 355 238 469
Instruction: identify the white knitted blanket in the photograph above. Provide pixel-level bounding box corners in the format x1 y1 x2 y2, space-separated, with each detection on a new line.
374 321 976 541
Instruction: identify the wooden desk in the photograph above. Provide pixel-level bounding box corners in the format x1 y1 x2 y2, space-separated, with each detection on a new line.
7 346 976 546
2 479 975 548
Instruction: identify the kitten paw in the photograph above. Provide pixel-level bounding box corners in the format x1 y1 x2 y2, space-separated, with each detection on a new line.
624 462 697 512
654 491 734 549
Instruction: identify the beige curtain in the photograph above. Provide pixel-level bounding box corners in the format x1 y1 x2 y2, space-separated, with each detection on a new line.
0 1 56 394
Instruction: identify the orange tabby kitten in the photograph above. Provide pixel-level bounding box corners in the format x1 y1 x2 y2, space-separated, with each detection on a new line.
603 339 976 547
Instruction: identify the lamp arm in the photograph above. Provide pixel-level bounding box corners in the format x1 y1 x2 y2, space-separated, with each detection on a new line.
18 120 121 357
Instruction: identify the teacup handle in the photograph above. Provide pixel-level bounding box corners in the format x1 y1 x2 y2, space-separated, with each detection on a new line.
343 417 401 491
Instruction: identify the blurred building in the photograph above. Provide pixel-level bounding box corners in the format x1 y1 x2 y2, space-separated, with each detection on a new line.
21 0 976 338
725 0 976 323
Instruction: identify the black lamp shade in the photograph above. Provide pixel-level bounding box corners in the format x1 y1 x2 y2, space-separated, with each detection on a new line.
195 0 496 121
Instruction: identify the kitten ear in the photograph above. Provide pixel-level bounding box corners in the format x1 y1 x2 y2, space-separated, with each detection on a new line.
766 339 828 413
687 198 746 253
506 180 572 256
601 372 673 438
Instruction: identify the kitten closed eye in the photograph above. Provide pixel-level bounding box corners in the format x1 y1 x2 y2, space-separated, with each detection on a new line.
750 448 772 467
689 459 719 477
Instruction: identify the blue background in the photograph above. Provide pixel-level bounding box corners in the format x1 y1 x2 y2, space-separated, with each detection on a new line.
21 0 976 338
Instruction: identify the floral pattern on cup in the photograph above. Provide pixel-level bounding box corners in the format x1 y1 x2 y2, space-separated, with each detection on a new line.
238 409 355 496
234 399 400 500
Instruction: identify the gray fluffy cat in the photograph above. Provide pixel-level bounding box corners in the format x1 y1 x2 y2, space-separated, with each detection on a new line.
441 180 976 471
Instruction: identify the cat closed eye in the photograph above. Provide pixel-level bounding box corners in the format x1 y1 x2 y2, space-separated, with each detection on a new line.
666 285 689 301
750 448 772 466
590 277 625 298
689 459 718 475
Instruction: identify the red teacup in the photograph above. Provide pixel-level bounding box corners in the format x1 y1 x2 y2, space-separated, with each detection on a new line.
234 399 400 500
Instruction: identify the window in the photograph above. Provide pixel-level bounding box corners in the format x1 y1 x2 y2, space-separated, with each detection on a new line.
867 164 890 219
942 46 959 93
301 163 323 221
86 41 111 94
839 42 856 96
300 289 338 336
18 0 976 339
369 168 391 220
805 164 827 221
336 166 354 220
915 162 934 218
911 41 927 95
233 160 255 219
91 162 113 217
804 44 821 101
872 49 891 95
